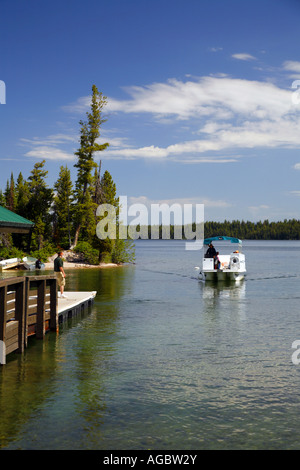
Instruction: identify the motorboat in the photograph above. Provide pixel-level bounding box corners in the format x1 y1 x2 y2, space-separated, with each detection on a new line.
0 257 21 271
198 236 246 282
22 256 45 270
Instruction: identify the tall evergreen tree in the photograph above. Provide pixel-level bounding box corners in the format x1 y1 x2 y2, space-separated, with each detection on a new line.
15 172 30 217
94 170 135 263
11 172 31 251
73 85 109 246
53 165 74 248
0 190 5 207
4 173 16 212
94 169 118 260
27 160 53 250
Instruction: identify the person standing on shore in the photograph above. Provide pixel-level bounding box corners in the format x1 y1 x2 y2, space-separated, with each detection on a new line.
54 251 67 298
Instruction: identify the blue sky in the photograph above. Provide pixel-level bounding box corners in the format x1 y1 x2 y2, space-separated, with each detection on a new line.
1 0 300 222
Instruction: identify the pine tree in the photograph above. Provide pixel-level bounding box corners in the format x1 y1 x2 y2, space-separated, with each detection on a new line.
13 172 30 250
94 170 135 263
53 165 74 248
4 173 16 212
72 85 109 247
0 190 5 206
27 160 53 250
15 172 30 217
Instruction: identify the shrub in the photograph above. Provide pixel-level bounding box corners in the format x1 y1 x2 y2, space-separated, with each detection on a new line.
30 243 57 262
99 251 111 263
0 246 25 260
74 241 99 265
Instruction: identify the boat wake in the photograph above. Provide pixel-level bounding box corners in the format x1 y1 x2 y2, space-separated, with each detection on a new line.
246 273 299 281
140 267 198 281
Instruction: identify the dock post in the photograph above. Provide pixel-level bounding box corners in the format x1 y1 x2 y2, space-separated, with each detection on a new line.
49 277 58 332
14 279 26 353
0 284 7 365
36 279 46 340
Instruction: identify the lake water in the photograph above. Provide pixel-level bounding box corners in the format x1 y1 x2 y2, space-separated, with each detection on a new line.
1 239 300 450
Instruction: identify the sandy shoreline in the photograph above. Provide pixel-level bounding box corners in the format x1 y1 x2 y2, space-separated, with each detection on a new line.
43 261 120 270
44 250 122 270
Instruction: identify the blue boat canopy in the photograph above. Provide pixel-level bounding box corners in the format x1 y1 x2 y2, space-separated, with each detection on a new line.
203 236 242 245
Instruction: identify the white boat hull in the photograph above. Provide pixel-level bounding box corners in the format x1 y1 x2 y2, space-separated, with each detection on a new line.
0 258 21 271
200 270 245 282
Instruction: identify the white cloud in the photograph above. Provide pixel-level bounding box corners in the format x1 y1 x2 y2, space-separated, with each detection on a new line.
249 205 269 210
294 163 300 170
283 60 300 73
128 195 231 208
209 47 223 52
20 134 77 146
232 53 257 61
103 116 300 161
62 74 300 163
248 205 270 219
62 96 91 113
20 133 77 161
105 76 293 121
25 146 75 161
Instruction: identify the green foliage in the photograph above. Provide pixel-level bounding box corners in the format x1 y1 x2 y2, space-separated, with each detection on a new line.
0 189 5 206
138 219 300 241
99 251 112 263
15 172 30 217
0 246 10 260
111 239 135 264
27 160 53 250
4 173 16 211
73 241 99 265
203 219 300 240
0 246 25 260
30 243 56 262
53 165 74 248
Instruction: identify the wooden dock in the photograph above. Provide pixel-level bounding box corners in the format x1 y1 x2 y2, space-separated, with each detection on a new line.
57 291 97 323
0 275 96 365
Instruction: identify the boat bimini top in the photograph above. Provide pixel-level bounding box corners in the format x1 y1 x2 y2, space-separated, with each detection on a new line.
203 236 242 246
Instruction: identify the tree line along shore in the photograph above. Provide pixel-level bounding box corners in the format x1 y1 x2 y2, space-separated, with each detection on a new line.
153 219 300 241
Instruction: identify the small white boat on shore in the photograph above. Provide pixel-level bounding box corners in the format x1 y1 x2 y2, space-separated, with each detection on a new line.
198 236 246 282
22 256 45 270
0 257 21 271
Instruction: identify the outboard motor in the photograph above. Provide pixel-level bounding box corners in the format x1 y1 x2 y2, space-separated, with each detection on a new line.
230 253 240 270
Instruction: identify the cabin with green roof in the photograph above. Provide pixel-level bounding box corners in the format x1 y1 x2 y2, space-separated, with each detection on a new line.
0 206 34 234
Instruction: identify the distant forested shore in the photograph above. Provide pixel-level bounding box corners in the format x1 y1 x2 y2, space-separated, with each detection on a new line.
203 219 300 240
138 219 300 240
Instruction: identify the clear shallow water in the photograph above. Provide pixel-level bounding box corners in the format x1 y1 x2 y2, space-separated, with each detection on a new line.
1 240 300 449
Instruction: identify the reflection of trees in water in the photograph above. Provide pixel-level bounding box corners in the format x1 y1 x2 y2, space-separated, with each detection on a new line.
0 266 135 448
0 335 59 448
65 267 135 435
